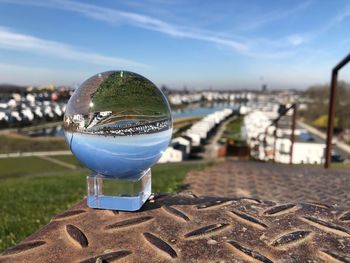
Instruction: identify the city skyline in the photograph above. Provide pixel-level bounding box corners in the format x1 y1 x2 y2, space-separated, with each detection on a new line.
0 0 350 89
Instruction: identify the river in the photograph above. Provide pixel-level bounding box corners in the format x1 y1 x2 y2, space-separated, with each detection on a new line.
21 102 240 137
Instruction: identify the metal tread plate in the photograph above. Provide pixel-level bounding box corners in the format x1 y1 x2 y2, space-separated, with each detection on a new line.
185 160 350 208
1 193 350 262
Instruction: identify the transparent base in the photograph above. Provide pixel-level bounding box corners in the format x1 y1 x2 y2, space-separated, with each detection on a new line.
87 168 151 211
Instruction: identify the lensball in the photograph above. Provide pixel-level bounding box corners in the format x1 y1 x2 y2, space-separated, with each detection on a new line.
63 71 172 180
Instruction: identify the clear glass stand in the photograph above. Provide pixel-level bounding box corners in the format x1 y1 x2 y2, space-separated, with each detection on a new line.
87 168 151 211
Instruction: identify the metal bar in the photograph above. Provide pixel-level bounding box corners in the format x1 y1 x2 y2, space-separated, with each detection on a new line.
272 104 295 125
325 53 350 168
334 53 350 71
325 70 338 168
289 104 296 165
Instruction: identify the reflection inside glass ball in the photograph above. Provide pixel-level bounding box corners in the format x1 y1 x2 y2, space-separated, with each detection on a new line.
63 71 172 180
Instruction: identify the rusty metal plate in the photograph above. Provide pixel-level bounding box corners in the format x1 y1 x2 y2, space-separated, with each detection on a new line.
1 193 350 262
185 160 350 207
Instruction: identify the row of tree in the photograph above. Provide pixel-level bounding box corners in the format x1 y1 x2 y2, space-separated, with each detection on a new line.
299 81 350 133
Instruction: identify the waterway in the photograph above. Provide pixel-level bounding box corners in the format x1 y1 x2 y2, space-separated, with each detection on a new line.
20 102 240 137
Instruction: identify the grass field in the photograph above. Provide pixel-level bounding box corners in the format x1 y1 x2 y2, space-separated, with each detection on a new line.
0 134 68 154
296 161 350 169
0 155 210 252
0 157 70 179
224 117 243 140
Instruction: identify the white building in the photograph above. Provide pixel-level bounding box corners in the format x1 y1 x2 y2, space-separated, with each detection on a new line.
243 108 326 165
158 147 183 163
159 108 234 163
185 133 201 147
274 135 325 164
172 137 191 158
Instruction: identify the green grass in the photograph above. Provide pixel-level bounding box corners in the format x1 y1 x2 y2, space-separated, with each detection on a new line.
0 157 72 179
325 162 350 169
224 117 243 140
0 170 86 251
221 117 247 146
92 72 168 115
294 162 350 170
0 156 210 251
0 135 68 154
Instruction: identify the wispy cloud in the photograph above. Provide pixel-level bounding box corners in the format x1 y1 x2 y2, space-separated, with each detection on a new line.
0 0 323 60
332 4 350 24
286 4 350 45
317 4 350 36
0 0 248 52
286 34 307 46
237 1 311 31
0 26 147 68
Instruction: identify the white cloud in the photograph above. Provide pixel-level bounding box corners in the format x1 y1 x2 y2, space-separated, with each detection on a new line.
238 1 311 31
4 0 339 61
289 4 350 44
333 5 350 24
287 34 306 46
0 0 248 52
0 26 147 68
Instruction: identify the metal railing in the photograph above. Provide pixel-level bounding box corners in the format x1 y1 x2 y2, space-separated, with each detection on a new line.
325 53 350 168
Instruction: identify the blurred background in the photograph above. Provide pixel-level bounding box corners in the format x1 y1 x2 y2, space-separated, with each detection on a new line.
1 0 350 251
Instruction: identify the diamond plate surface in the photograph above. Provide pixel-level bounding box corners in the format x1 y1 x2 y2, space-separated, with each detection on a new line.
1 193 350 262
185 160 350 208
2 160 350 262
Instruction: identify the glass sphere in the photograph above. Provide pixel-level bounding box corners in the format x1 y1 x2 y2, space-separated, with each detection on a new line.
63 71 172 180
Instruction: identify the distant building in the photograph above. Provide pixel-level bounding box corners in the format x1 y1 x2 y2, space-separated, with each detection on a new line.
158 147 183 163
274 134 325 164
171 137 191 159
244 108 326 165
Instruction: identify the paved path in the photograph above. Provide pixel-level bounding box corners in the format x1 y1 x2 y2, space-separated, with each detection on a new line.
0 121 63 134
0 150 71 159
298 120 350 158
185 159 350 208
38 155 77 170
202 116 236 160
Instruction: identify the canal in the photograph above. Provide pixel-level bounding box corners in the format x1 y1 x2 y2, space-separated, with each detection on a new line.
18 102 240 137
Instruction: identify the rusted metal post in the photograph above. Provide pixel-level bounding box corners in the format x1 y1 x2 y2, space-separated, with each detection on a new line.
325 71 337 168
289 104 296 164
325 53 350 168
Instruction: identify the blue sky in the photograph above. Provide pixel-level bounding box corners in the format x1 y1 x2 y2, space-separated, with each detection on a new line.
0 0 350 89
